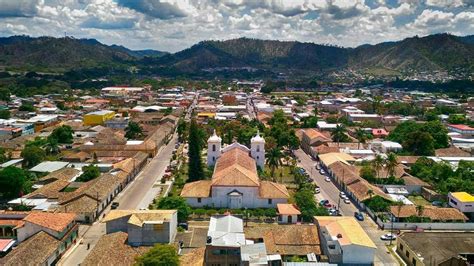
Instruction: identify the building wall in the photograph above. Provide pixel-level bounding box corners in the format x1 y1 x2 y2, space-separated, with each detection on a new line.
83 112 115 126
448 194 474 213
205 246 241 266
277 214 298 224
211 186 286 208
341 245 375 265
17 222 60 243
128 222 171 246
396 238 424 266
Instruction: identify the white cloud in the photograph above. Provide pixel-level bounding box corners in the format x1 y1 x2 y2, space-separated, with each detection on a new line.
0 0 472 52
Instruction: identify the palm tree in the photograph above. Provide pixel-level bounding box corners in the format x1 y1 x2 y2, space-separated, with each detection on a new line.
331 124 347 146
367 189 374 200
44 138 59 155
354 128 368 149
385 153 399 178
416 205 424 217
372 154 385 178
266 147 283 180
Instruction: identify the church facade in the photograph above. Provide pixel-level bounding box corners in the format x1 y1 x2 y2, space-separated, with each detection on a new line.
180 131 289 209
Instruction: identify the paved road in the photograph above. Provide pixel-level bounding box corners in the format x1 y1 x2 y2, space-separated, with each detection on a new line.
294 149 398 266
59 133 178 265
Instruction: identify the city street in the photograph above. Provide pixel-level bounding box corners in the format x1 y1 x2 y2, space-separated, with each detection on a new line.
59 133 178 265
294 149 398 266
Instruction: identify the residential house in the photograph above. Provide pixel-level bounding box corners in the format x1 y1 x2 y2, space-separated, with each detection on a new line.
205 215 246 266
448 192 474 220
315 216 376 265
103 210 178 246
396 232 474 266
301 129 331 158
389 205 468 223
277 204 300 224
83 110 116 126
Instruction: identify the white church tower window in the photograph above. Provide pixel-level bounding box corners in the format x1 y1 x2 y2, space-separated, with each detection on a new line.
251 130 265 168
207 129 222 167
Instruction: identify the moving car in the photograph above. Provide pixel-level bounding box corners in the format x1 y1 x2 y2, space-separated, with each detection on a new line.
314 187 321 194
111 202 119 209
380 233 397 241
325 177 331 182
354 211 364 221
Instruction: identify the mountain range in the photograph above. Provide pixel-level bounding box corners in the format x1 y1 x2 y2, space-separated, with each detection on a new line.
0 33 473 75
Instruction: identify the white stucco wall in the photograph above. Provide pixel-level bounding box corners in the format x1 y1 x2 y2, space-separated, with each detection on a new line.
341 244 376 265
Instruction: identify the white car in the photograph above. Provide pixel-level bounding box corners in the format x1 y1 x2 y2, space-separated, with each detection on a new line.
314 187 321 194
344 198 350 204
380 233 397 241
339 191 346 197
325 177 331 182
315 164 321 170
319 169 325 175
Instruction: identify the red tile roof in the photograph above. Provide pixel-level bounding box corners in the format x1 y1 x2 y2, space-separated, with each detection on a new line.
23 212 76 232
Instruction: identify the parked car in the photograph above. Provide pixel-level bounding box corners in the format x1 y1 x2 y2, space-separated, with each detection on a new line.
319 169 325 175
341 195 349 200
111 202 119 209
380 233 397 241
344 198 351 204
315 164 321 170
328 208 337 215
314 187 321 194
178 222 189 231
323 203 333 208
325 177 331 182
339 191 346 198
320 199 329 206
354 212 364 221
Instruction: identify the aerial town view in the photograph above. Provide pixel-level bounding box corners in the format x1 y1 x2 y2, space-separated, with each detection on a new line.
0 1 473 266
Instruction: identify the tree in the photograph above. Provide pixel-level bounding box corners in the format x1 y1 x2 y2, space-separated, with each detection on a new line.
0 88 11 102
176 119 187 142
403 131 435 156
0 166 31 200
135 244 179 266
19 103 35 112
372 154 385 178
187 118 204 182
49 125 74 144
295 187 329 221
266 147 283 179
0 110 10 119
331 124 348 145
44 138 60 155
125 121 143 139
363 196 391 212
354 128 368 149
156 196 190 222
21 145 46 168
416 205 424 217
76 165 100 182
367 189 374 200
385 153 398 178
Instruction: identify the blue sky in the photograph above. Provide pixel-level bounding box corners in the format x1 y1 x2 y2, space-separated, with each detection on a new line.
0 0 472 52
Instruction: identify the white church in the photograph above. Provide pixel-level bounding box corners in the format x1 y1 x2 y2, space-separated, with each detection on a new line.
181 130 289 209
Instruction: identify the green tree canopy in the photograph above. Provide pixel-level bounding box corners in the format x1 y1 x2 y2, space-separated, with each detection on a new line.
21 145 46 168
0 110 10 119
134 244 179 266
49 125 74 144
19 103 35 112
187 118 204 182
156 196 190 223
125 121 144 139
76 165 100 182
295 187 329 221
0 166 31 200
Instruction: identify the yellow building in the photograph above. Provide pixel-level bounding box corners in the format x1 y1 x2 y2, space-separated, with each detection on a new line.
83 110 116 126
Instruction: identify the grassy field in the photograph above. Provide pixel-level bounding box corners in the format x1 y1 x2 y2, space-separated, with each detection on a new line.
262 165 296 183
408 195 431 206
